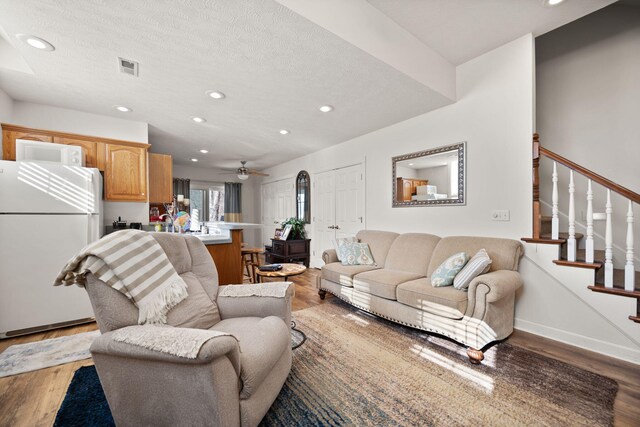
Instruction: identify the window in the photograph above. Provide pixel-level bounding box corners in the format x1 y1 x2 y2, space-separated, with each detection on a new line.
296 171 310 223
190 182 224 231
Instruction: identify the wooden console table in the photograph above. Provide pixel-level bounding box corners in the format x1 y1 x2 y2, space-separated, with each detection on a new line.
265 238 311 267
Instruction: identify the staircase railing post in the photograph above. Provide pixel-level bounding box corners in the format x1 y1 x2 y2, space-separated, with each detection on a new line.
605 190 614 288
625 201 635 292
552 161 559 240
586 179 594 263
533 133 541 240
567 170 576 262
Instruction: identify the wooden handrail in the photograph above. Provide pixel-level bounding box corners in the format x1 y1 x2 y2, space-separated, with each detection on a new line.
538 146 640 204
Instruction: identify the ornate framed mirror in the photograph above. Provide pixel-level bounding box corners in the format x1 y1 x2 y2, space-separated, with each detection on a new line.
296 170 311 223
392 142 466 207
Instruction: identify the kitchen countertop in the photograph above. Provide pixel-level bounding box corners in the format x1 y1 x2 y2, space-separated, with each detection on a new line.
208 222 263 230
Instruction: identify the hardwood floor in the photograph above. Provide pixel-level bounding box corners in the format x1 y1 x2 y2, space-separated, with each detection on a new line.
1 268 638 426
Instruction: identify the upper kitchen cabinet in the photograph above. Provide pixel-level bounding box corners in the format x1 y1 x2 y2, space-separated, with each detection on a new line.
1 125 52 160
104 144 148 202
148 153 173 203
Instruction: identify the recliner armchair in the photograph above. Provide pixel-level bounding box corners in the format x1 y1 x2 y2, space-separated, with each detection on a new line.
84 233 294 427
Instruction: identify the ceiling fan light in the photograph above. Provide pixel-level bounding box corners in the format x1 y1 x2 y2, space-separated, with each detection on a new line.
237 174 249 180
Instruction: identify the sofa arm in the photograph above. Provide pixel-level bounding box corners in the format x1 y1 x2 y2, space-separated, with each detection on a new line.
90 329 241 372
322 249 338 264
467 270 523 304
216 282 294 326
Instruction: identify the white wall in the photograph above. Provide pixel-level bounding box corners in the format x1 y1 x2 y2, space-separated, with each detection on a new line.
417 165 448 194
262 34 638 362
265 34 534 240
173 163 262 247
0 88 12 123
5 101 150 226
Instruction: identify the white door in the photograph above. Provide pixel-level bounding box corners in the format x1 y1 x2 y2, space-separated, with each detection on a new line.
312 170 336 267
334 164 364 239
311 163 365 268
262 178 295 246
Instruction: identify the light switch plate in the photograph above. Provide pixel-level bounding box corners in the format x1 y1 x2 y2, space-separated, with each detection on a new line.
491 210 510 221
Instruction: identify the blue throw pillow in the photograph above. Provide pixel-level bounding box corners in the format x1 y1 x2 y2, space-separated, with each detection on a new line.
340 242 376 266
431 252 469 287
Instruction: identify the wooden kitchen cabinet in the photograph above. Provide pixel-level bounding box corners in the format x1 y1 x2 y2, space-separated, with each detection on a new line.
148 153 173 203
104 144 148 202
1 127 52 160
396 178 428 202
53 136 99 169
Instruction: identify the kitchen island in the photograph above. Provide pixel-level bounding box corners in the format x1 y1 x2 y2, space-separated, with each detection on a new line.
194 222 262 285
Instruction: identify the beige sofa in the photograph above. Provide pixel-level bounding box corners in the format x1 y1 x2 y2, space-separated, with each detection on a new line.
317 230 524 363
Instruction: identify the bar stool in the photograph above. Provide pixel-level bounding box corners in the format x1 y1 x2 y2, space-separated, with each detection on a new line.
241 247 263 283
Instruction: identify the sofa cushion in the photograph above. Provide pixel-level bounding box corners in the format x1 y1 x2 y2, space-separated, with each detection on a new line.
431 252 469 287
353 269 424 300
396 278 468 320
384 233 441 275
355 230 399 268
212 316 290 400
167 272 221 329
427 236 524 276
340 242 376 266
453 249 492 290
333 236 357 261
322 262 379 287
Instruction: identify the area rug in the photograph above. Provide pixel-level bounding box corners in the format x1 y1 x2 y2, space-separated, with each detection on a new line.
0 330 100 378
56 300 618 426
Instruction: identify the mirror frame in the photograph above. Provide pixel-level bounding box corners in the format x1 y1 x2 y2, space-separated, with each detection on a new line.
296 170 311 223
392 141 466 207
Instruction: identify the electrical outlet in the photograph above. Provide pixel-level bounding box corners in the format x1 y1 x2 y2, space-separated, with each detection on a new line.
491 210 510 221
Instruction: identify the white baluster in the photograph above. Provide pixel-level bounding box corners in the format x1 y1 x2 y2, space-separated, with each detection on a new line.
567 170 576 262
625 201 635 292
552 161 559 240
604 190 613 288
585 180 594 263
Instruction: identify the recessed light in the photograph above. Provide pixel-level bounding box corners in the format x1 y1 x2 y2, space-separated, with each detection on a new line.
279 129 289 135
192 116 206 123
206 90 226 99
199 149 209 154
319 105 334 113
114 105 132 112
408 163 414 166
191 158 198 162
16 34 55 51
544 0 564 6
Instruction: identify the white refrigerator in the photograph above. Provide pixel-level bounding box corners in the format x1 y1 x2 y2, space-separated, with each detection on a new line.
0 160 102 338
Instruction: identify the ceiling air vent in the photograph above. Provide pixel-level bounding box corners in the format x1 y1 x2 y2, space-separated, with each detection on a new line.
118 57 139 77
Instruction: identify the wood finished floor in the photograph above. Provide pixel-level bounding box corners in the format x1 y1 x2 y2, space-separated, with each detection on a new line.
1 268 638 426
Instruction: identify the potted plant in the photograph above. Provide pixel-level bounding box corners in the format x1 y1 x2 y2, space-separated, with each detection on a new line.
280 217 307 240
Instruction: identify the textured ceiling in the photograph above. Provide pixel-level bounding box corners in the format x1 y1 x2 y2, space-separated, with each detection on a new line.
367 0 617 65
0 0 616 169
0 0 450 169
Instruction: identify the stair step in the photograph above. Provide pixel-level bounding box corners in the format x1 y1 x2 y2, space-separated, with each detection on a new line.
542 232 584 241
630 315 640 324
553 249 605 270
588 269 640 299
521 237 565 245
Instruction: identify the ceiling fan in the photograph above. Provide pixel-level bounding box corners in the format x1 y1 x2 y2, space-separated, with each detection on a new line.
219 160 269 180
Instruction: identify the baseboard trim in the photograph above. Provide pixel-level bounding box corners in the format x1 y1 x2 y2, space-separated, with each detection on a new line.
514 318 640 365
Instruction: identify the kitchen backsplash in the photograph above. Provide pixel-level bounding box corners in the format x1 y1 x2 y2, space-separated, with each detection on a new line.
103 201 150 227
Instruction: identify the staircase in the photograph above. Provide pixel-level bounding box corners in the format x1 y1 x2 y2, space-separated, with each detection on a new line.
522 134 640 324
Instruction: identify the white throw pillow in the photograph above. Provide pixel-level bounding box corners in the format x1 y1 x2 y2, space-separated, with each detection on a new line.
340 242 376 266
333 236 357 261
453 249 492 290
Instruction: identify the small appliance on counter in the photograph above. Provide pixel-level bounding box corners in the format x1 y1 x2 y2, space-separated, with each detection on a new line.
129 222 142 230
112 217 127 229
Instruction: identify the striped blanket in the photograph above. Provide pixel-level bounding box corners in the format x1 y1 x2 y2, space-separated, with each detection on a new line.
54 229 188 325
